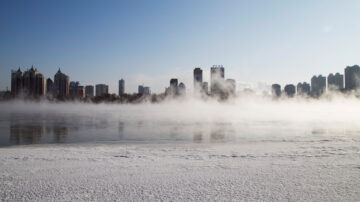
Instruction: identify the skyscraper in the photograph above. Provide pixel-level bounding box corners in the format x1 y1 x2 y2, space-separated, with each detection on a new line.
226 79 236 95
202 82 209 94
178 82 186 95
23 66 45 97
54 68 70 97
328 73 344 91
11 66 45 97
95 84 109 97
210 65 225 95
119 79 125 95
170 78 178 95
284 84 296 97
271 84 281 97
311 75 326 97
138 85 144 94
297 82 310 96
46 78 54 95
69 81 85 98
344 65 360 91
11 68 23 96
143 87 151 95
193 68 203 92
85 85 94 97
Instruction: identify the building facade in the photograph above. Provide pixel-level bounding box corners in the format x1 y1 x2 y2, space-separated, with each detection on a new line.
297 82 310 96
193 68 203 92
11 68 24 96
284 84 296 97
85 85 94 97
11 66 45 97
202 82 209 94
46 78 54 95
95 84 109 97
311 75 326 97
328 73 344 91
226 79 236 95
170 78 178 94
344 65 360 91
119 79 125 95
178 82 186 95
54 69 70 97
210 65 225 95
271 84 281 97
69 81 85 98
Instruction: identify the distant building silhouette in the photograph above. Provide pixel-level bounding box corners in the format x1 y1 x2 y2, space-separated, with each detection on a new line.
138 85 144 94
46 78 54 95
311 75 326 97
11 68 23 96
143 87 151 95
284 84 296 97
344 65 360 91
193 67 203 93
170 78 178 95
138 85 150 95
297 82 310 96
54 68 69 97
119 79 125 95
328 73 344 91
178 82 186 95
210 65 225 95
271 84 281 97
69 81 85 98
11 66 45 97
202 82 209 94
85 85 94 97
226 79 236 95
95 84 108 97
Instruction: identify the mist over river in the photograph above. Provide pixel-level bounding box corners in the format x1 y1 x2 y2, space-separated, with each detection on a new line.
1 97 360 201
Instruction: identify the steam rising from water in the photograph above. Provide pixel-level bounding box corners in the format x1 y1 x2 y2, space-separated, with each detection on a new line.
1 95 360 146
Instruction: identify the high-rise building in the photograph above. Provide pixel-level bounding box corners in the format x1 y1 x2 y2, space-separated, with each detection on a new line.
143 87 151 95
54 68 70 97
328 73 344 91
226 79 236 95
193 68 203 92
23 66 45 97
297 82 310 96
85 85 94 97
344 65 360 91
11 68 24 96
46 78 54 95
170 78 178 94
95 84 109 97
202 82 209 94
119 79 125 95
284 84 296 97
210 65 225 95
69 81 85 98
311 75 326 97
271 84 281 97
138 85 144 94
178 82 186 95
11 66 45 97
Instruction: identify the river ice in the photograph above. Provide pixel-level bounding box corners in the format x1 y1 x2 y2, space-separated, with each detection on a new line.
1 138 359 201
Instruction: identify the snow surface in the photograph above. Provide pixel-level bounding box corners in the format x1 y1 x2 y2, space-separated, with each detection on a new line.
1 139 359 201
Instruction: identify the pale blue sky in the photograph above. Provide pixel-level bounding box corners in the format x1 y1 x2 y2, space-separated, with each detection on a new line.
1 0 360 93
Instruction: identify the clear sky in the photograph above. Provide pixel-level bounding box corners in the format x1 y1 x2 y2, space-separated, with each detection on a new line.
1 0 360 93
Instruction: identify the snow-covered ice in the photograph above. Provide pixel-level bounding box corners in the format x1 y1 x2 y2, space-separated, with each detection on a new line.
1 138 359 201
1 98 360 201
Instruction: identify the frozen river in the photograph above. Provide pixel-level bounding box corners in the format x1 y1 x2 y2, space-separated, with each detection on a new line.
0 99 359 201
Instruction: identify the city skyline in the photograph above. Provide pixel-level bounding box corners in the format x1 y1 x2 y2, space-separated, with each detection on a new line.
7 63 359 100
1 1 360 93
